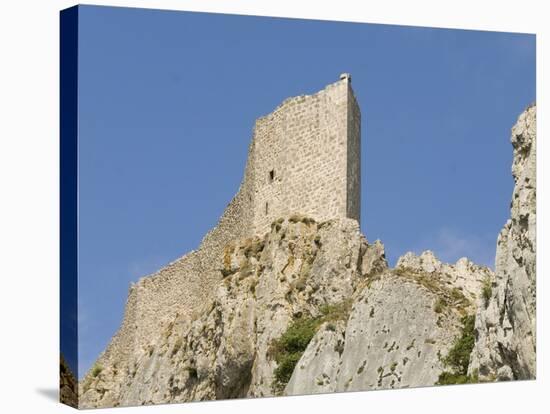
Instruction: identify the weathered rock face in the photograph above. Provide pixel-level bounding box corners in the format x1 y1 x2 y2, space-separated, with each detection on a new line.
80 216 382 407
80 215 498 408
285 252 492 396
469 104 536 381
396 251 491 302
77 102 534 408
60 355 78 408
77 77 362 408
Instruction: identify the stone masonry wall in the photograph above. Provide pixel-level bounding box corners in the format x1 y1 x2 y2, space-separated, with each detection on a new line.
82 76 361 400
251 75 361 234
346 85 361 222
86 148 257 387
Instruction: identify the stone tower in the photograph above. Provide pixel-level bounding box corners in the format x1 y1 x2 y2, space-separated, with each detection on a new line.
249 73 361 234
79 76 362 407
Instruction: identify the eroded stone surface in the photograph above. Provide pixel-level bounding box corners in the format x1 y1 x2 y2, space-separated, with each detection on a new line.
80 217 381 407
285 250 492 396
469 104 536 381
77 87 535 408
78 77 361 407
397 251 492 302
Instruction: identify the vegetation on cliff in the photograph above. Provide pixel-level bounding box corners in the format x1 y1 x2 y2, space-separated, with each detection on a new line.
270 301 352 392
437 315 478 385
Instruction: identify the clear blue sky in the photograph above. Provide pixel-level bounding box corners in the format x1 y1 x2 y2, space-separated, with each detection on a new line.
75 5 535 377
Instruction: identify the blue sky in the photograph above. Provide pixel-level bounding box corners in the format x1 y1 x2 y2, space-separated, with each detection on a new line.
75 5 535 377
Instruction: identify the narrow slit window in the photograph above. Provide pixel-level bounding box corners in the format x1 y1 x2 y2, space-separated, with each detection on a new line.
265 202 269 215
269 169 275 182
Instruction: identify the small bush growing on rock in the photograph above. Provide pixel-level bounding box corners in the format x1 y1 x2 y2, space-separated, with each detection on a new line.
270 317 321 391
271 317 320 359
437 315 478 385
91 364 103 378
444 315 475 373
270 300 352 393
437 370 479 385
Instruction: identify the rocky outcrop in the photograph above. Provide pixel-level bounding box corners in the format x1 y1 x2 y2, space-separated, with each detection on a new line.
396 251 491 302
77 77 359 408
80 215 497 408
80 216 382 407
60 355 78 408
78 104 535 408
469 104 536 381
284 252 492 395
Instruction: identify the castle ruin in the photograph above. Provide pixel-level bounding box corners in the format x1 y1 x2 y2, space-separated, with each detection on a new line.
246 72 361 234
86 75 362 387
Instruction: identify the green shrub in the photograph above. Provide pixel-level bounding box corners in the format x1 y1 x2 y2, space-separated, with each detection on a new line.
444 315 475 373
270 317 322 392
482 277 492 307
271 317 320 358
437 372 473 385
273 352 302 386
436 315 478 385
91 364 103 378
270 300 351 393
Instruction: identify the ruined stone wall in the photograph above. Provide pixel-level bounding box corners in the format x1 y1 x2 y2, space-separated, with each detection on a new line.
121 150 258 349
469 104 536 381
81 76 362 402
85 150 257 386
346 86 361 222
250 76 361 235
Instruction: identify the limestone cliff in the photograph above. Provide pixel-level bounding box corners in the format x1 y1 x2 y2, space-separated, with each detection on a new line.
468 105 536 381
78 77 360 408
78 93 535 408
80 215 494 407
80 216 377 407
284 252 491 395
